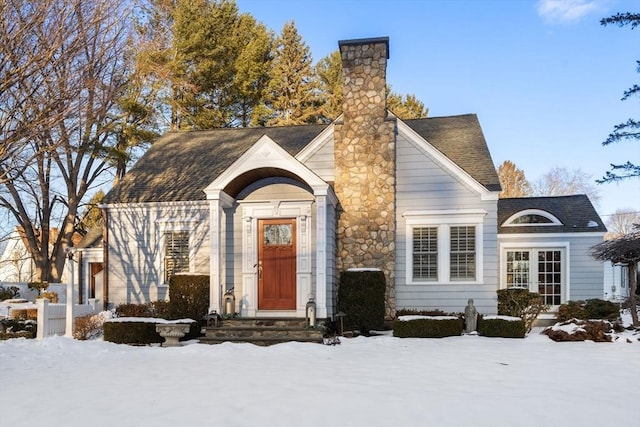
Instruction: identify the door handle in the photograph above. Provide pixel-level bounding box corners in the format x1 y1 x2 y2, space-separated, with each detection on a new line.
258 261 262 280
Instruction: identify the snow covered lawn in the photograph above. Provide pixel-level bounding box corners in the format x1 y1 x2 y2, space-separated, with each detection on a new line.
1 329 638 427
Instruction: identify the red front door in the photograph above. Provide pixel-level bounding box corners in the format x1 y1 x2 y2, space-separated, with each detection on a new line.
258 219 297 310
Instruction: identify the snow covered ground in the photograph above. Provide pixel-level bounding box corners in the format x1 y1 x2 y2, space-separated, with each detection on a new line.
1 326 639 427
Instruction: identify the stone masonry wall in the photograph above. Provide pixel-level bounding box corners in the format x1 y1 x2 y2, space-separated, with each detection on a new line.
334 38 396 317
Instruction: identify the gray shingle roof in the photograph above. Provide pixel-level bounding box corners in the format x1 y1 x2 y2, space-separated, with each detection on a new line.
404 114 501 192
103 114 501 204
498 195 607 234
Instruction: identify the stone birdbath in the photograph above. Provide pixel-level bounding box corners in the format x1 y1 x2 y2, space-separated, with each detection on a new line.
155 322 192 347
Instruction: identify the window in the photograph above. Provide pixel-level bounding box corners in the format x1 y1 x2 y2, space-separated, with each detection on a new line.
413 227 438 280
404 210 486 285
503 209 562 227
450 226 476 280
503 246 566 306
164 231 189 282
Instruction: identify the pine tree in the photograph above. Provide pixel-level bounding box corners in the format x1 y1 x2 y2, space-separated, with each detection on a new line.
315 50 343 121
599 12 640 183
265 21 319 126
387 86 429 119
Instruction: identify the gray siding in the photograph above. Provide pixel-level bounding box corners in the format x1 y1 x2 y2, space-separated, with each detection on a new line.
301 135 335 182
106 202 210 307
394 131 500 315
498 233 606 302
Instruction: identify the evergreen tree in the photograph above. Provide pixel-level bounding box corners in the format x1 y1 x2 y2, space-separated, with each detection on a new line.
265 21 319 126
599 12 640 183
315 50 343 121
386 86 429 119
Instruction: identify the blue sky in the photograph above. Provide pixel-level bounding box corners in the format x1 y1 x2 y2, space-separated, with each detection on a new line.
236 0 640 221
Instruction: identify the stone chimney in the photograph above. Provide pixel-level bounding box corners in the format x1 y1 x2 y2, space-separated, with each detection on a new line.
334 37 396 316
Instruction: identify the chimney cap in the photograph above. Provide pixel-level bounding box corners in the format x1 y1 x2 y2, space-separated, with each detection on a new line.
338 36 389 59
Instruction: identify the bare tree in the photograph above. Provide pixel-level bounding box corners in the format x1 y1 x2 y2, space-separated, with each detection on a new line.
497 160 532 198
605 208 640 239
532 166 601 206
0 0 132 282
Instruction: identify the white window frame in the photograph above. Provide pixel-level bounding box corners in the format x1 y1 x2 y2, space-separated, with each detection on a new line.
499 242 570 306
503 209 562 227
404 210 486 285
157 220 196 286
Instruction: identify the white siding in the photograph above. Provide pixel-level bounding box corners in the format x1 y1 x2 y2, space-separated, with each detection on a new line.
106 202 210 307
394 131 500 315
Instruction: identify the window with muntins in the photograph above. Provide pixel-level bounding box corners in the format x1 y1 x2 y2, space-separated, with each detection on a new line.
164 231 189 282
413 227 438 281
450 226 476 280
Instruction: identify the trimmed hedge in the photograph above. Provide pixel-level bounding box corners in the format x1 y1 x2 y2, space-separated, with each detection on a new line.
336 270 386 334
477 316 526 338
393 317 463 338
103 320 199 345
104 321 162 345
168 274 210 326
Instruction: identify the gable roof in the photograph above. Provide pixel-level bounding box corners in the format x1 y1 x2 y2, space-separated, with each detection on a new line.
102 125 328 204
403 114 501 192
103 114 500 204
498 195 607 234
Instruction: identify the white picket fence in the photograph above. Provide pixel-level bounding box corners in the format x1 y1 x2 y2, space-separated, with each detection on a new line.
36 298 99 339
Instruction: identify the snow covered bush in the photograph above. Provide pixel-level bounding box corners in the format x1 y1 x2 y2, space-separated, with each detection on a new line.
497 288 548 332
0 285 20 301
544 319 623 342
557 299 619 322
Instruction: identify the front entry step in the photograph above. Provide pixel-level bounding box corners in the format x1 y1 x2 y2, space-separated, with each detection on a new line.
200 317 325 346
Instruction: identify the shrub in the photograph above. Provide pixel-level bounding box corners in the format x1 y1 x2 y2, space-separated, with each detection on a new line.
337 270 386 334
557 300 586 322
0 319 36 340
396 308 448 317
497 288 548 332
10 308 37 320
39 291 59 303
114 303 154 318
74 313 105 340
0 285 20 301
584 299 619 321
393 317 463 338
477 316 526 338
544 319 614 342
168 274 209 326
28 281 49 295
149 300 171 319
103 321 162 345
557 299 620 322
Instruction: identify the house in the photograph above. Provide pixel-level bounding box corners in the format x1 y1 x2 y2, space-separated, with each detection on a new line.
98 36 607 318
0 226 82 285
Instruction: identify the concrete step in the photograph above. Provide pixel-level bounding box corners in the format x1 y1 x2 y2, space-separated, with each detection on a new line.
200 317 325 346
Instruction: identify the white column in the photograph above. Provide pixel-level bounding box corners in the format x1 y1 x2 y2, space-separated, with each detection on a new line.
209 198 223 314
315 195 328 319
36 298 48 339
65 256 75 337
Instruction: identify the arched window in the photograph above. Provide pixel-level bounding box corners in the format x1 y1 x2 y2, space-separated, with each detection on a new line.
503 209 562 227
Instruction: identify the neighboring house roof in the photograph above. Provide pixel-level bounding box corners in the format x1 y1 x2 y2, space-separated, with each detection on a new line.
77 224 103 249
498 195 607 234
103 114 500 204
